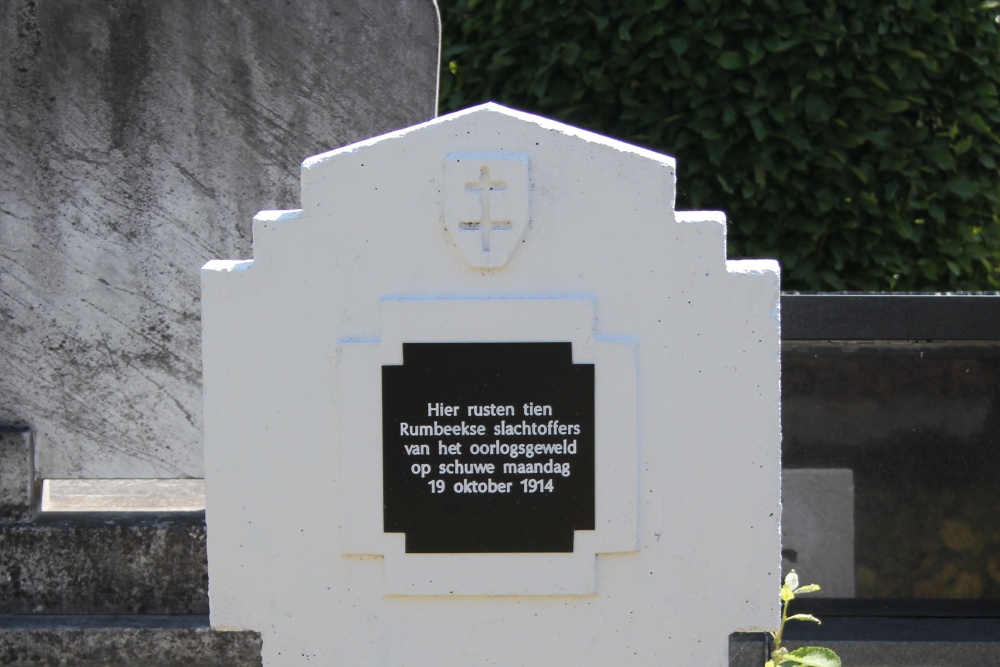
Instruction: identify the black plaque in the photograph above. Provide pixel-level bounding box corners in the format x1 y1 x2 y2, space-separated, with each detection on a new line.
382 342 595 553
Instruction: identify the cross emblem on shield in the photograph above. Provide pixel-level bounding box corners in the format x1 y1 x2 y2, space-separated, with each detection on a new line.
459 166 512 252
444 154 529 268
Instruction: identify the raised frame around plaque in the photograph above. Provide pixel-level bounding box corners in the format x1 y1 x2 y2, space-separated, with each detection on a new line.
339 297 638 595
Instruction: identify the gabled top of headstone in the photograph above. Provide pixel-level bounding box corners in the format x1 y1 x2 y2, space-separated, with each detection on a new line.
304 101 675 169
291 102 679 270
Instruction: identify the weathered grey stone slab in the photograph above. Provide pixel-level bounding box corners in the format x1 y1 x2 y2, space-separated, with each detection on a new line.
781 468 855 597
0 512 207 614
0 0 440 478
0 617 261 667
0 428 34 521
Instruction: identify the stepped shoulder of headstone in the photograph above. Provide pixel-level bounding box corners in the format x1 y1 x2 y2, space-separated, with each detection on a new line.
202 103 782 665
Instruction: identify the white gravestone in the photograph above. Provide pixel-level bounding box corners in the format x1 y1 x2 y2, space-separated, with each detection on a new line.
202 104 781 665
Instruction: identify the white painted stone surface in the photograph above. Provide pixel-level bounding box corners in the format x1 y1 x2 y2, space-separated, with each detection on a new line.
202 104 781 666
781 468 855 597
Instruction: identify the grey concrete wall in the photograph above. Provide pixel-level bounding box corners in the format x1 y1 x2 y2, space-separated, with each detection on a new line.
781 468 855 597
0 0 440 477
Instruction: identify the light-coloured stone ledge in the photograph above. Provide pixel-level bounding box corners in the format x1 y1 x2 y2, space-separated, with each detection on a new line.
41 479 205 512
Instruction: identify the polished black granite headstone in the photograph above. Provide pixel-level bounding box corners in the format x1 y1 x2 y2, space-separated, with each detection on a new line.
782 293 1000 602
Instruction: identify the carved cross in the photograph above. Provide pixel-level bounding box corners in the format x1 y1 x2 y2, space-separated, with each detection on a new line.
460 166 511 252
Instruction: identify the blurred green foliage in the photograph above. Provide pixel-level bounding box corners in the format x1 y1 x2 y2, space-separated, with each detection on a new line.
440 0 1000 290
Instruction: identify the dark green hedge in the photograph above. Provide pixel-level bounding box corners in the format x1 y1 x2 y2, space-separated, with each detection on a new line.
440 0 1000 290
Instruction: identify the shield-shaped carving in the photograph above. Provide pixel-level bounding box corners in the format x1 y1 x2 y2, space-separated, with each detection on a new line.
444 153 529 268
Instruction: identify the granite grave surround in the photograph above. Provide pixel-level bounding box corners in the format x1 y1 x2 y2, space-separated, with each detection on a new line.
0 427 258 666
201 103 782 665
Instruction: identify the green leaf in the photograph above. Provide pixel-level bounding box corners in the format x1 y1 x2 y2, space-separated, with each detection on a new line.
618 19 633 42
965 112 999 142
764 36 800 52
946 175 976 199
963 115 982 138
717 174 735 193
781 646 841 667
792 584 821 595
704 31 724 48
868 74 890 91
561 42 581 65
668 37 689 56
587 12 608 30
827 149 847 165
925 146 956 170
746 40 766 65
786 613 822 623
886 100 910 113
805 93 832 121
718 51 746 70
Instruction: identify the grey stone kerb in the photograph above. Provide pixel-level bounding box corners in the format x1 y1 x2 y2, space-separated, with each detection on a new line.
0 0 440 478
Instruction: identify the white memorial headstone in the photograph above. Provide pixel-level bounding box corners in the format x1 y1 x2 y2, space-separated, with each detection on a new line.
202 104 781 665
